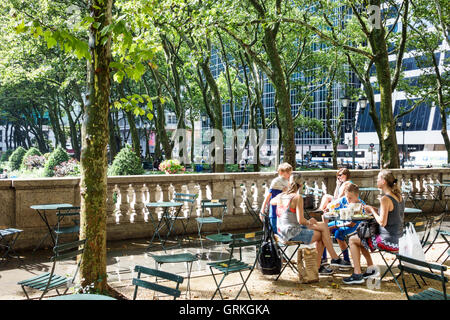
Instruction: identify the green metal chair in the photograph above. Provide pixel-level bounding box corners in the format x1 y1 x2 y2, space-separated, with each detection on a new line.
172 193 198 244
149 252 198 299
54 206 80 246
207 230 264 300
423 212 447 257
18 239 86 300
132 265 184 300
303 186 324 220
397 254 448 300
401 184 428 214
196 199 227 241
0 228 23 265
274 234 303 281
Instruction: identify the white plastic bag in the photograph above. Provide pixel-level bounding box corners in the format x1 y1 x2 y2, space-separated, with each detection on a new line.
399 222 426 268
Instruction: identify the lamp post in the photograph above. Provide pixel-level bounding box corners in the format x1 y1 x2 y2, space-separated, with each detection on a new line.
341 95 368 169
397 120 411 168
201 115 207 159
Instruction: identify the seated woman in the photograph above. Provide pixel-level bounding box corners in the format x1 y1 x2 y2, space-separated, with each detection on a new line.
343 169 404 284
323 183 366 268
319 168 352 211
271 173 348 275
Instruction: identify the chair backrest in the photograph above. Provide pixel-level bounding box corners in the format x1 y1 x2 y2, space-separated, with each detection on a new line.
132 265 184 300
201 198 227 205
397 254 448 300
200 199 227 218
223 230 264 263
173 193 198 217
173 193 198 203
305 186 323 197
56 206 81 225
56 206 81 217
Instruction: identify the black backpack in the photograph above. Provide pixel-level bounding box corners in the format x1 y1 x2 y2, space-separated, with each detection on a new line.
258 216 282 275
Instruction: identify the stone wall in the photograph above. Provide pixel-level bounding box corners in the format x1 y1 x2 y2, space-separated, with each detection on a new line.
1 168 449 250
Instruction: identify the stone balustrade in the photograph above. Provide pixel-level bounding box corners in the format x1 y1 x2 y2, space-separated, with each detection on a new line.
1 168 449 250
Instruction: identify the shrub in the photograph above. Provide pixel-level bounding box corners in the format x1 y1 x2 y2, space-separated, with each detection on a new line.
21 147 42 170
23 155 46 171
54 159 80 177
159 159 185 174
43 147 70 177
8 147 27 171
1 149 13 162
108 145 145 176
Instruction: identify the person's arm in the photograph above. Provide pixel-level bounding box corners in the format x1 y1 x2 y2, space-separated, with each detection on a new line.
259 192 273 221
295 195 313 226
337 181 351 198
372 196 391 227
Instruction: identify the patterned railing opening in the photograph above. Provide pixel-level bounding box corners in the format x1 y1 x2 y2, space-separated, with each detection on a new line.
2 168 449 250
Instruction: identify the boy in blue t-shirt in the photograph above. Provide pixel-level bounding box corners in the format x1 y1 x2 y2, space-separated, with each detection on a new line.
259 162 293 234
323 183 366 268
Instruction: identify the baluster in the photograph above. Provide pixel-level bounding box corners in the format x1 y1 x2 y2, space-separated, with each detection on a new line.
172 183 186 217
198 182 210 215
117 184 131 223
133 183 145 223
233 180 245 215
146 183 158 224
187 182 200 218
256 179 267 210
106 184 117 224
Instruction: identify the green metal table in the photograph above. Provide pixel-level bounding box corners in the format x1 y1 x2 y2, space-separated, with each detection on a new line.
47 293 116 300
425 183 450 213
146 201 184 251
30 203 73 252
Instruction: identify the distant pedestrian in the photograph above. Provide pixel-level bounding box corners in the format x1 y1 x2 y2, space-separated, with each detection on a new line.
239 158 246 172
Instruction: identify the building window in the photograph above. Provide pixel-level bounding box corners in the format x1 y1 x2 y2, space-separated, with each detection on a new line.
167 114 177 125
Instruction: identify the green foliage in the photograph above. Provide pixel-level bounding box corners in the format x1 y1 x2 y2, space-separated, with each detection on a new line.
43 146 70 177
8 146 27 171
108 145 145 176
21 147 42 169
1 149 13 162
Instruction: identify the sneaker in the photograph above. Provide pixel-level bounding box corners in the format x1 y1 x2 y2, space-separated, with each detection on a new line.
318 265 334 275
330 258 349 267
337 259 352 269
343 273 364 284
321 258 329 266
363 268 380 279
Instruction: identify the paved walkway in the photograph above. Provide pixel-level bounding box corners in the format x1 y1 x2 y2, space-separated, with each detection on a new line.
1 224 449 300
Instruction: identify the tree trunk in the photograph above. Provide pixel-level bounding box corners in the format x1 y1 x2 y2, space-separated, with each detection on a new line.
125 111 141 158
367 0 400 168
79 0 112 294
108 111 118 163
199 60 225 172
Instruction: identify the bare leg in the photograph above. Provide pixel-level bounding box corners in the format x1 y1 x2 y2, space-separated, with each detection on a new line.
319 195 333 211
315 239 325 268
310 222 340 259
349 235 363 274
360 246 373 268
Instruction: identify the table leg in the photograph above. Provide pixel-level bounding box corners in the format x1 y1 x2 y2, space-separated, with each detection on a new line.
33 210 56 253
147 210 165 251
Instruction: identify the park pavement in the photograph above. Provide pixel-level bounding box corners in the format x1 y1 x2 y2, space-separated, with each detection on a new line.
1 223 449 300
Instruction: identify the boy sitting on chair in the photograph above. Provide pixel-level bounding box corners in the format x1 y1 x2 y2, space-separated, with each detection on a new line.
322 183 366 268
